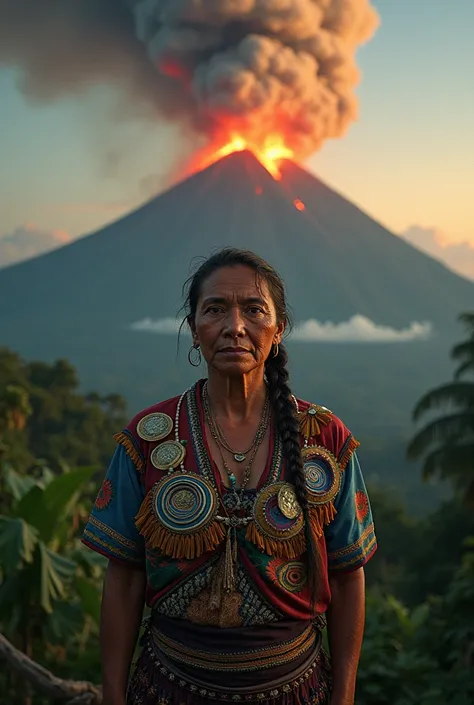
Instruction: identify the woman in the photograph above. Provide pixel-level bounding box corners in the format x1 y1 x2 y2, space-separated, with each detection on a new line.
82 248 377 705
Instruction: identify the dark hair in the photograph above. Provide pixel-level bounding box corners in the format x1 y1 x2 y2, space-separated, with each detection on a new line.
182 247 318 602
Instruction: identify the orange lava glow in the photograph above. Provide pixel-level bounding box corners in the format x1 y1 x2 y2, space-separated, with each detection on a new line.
293 198 306 211
190 133 294 180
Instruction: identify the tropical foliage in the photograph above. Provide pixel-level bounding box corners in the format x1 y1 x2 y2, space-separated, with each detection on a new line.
0 463 105 702
0 347 126 473
407 313 474 501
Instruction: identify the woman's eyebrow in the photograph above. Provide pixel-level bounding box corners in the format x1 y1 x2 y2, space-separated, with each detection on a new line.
201 295 267 306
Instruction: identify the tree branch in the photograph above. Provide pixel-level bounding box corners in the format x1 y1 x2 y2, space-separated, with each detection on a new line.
0 632 102 704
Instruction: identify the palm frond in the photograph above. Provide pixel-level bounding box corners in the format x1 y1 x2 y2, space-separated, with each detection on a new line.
412 382 474 420
407 412 474 459
452 339 474 359
455 359 474 380
458 312 474 332
421 442 474 502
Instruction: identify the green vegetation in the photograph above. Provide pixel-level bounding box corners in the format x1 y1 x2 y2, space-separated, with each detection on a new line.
408 313 474 502
1 315 473 704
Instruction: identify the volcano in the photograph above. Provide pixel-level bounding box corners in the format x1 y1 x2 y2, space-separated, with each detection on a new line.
1 151 472 507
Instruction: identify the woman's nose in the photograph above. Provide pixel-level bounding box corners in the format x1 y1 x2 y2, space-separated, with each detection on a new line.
223 308 245 337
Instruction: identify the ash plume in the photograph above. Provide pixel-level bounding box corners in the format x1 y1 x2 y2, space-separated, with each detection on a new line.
0 0 379 157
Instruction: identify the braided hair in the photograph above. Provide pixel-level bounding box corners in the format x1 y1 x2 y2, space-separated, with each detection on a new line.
182 247 318 601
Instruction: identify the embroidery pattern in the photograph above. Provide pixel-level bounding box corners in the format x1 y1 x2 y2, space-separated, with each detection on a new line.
88 515 141 551
266 559 308 594
153 559 280 627
94 478 113 511
236 564 281 626
82 528 143 564
327 522 377 570
153 560 217 619
355 490 369 522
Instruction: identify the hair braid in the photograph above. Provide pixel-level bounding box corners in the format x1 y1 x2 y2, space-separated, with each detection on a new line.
265 344 318 602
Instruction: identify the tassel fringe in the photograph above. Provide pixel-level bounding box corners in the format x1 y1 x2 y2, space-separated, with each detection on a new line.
245 521 306 559
209 527 238 610
309 503 337 538
338 435 360 471
114 432 145 472
134 490 225 560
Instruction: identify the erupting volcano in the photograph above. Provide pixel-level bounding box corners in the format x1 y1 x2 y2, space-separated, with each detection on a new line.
189 134 295 181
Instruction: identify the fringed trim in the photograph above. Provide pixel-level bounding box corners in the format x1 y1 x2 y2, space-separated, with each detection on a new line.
134 490 225 560
114 431 145 472
309 503 337 539
338 435 360 471
245 521 306 559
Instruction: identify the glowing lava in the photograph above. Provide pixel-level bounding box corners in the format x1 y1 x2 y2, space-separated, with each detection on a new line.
190 134 294 181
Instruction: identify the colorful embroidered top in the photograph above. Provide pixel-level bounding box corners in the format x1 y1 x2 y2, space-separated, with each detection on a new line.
82 381 377 625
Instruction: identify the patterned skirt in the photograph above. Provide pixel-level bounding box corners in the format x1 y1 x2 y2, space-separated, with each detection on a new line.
127 615 331 705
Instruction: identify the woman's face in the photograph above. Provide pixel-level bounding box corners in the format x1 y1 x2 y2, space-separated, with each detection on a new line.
192 265 285 377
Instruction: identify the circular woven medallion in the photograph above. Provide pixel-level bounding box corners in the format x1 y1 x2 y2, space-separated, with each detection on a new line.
302 446 341 506
277 483 302 520
137 412 173 441
150 440 186 470
152 473 219 534
253 482 304 540
268 559 308 593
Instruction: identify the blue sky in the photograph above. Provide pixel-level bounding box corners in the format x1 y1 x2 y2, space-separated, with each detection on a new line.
1 0 473 253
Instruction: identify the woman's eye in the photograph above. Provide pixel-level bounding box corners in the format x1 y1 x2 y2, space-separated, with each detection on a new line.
248 306 265 315
206 306 224 314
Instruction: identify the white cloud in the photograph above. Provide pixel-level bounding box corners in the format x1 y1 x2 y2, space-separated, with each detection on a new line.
0 223 71 268
130 317 187 334
401 225 474 281
291 315 432 342
130 315 432 343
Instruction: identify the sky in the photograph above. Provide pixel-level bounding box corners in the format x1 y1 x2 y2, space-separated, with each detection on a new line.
1 0 473 277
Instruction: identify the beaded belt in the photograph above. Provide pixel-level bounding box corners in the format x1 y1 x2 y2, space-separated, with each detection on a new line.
150 622 317 672
136 626 330 703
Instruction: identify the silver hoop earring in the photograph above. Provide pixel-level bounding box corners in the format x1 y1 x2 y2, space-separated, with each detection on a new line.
272 343 279 358
188 344 202 367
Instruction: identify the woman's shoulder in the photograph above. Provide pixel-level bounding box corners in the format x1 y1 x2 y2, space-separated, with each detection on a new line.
294 396 358 466
125 392 184 435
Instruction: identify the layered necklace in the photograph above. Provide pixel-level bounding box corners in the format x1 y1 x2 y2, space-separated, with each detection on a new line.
202 381 270 502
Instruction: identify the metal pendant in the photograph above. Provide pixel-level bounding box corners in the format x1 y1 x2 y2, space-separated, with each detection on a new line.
277 483 302 520
233 453 246 462
137 412 173 441
150 440 186 471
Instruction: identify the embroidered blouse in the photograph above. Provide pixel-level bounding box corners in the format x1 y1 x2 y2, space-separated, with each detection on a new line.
82 381 377 626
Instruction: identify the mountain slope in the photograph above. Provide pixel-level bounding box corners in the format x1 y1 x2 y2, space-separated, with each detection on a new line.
0 151 472 339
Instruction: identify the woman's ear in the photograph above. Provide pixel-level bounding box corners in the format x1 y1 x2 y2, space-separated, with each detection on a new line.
274 320 286 345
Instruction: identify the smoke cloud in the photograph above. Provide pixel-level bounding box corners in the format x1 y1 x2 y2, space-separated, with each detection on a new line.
0 0 379 156
0 224 71 269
